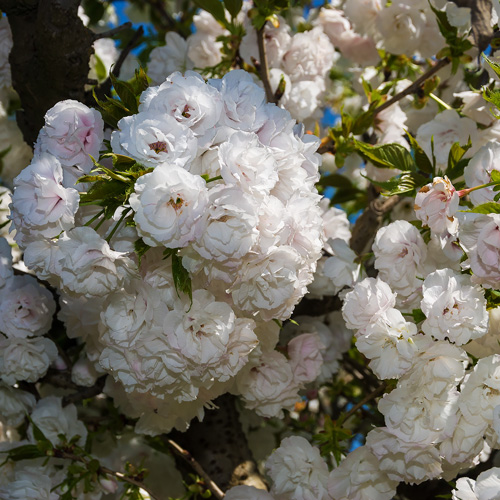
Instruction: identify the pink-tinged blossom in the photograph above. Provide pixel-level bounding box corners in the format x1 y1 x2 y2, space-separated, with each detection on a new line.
130 165 209 248
0 336 57 384
236 351 300 418
111 111 197 168
56 226 135 297
414 176 459 235
266 436 329 500
147 32 194 85
464 140 500 206
208 70 267 132
356 308 421 380
421 268 488 345
10 153 79 248
373 220 427 297
0 383 36 427
467 214 500 288
287 333 324 384
139 71 223 141
366 427 442 485
416 110 477 168
28 396 87 447
225 486 275 500
34 100 104 174
0 274 55 339
342 277 397 331
328 446 399 500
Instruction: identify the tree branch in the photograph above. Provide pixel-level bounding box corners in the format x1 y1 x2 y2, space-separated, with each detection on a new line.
350 194 401 255
338 383 386 425
1 0 95 145
93 22 132 41
374 58 450 116
257 24 276 104
165 438 226 499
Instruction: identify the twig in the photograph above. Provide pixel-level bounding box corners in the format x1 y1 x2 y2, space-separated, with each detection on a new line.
374 57 450 115
62 376 106 406
111 25 145 79
93 22 132 41
166 438 225 499
339 383 386 425
144 0 176 30
53 448 160 500
90 24 144 105
256 24 276 104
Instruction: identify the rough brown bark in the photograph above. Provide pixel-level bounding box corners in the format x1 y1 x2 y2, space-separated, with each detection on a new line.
0 0 94 146
170 394 268 492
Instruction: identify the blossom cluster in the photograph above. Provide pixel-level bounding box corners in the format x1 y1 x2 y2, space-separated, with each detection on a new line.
6 68 329 435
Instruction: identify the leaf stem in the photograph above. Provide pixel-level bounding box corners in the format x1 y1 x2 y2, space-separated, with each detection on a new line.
106 208 131 243
84 208 105 227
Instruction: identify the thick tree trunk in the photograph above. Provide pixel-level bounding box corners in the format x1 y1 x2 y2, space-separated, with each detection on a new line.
0 0 94 146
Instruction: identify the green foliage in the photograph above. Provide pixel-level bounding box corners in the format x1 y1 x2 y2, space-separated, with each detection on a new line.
313 415 351 465
94 68 150 128
249 0 290 30
354 140 417 172
171 252 193 305
445 140 471 180
463 202 500 214
430 2 473 73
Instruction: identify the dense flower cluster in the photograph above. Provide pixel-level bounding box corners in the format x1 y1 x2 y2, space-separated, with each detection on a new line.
5 0 500 499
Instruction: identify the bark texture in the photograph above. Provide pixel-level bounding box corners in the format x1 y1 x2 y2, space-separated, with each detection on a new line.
0 0 94 146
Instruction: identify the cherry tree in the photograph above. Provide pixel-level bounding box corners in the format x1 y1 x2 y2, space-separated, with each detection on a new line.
1 1 500 499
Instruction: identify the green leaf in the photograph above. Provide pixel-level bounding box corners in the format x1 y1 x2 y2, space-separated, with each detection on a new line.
412 308 426 323
491 170 500 183
317 174 355 189
92 90 131 128
110 73 139 114
134 238 151 264
313 415 351 465
483 53 500 79
193 0 228 27
447 140 471 175
406 132 433 174
354 140 417 171
171 253 193 304
224 0 242 18
93 53 107 82
79 179 127 205
129 67 150 96
5 444 46 462
463 202 500 214
482 87 500 117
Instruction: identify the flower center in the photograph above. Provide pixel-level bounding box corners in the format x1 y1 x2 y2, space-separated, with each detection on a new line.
149 141 168 154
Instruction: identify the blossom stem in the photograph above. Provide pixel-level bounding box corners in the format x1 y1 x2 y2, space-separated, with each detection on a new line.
165 438 226 499
206 175 223 183
374 58 450 116
84 208 105 227
457 180 499 197
105 207 132 243
428 92 452 110
257 23 276 104
338 383 386 426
